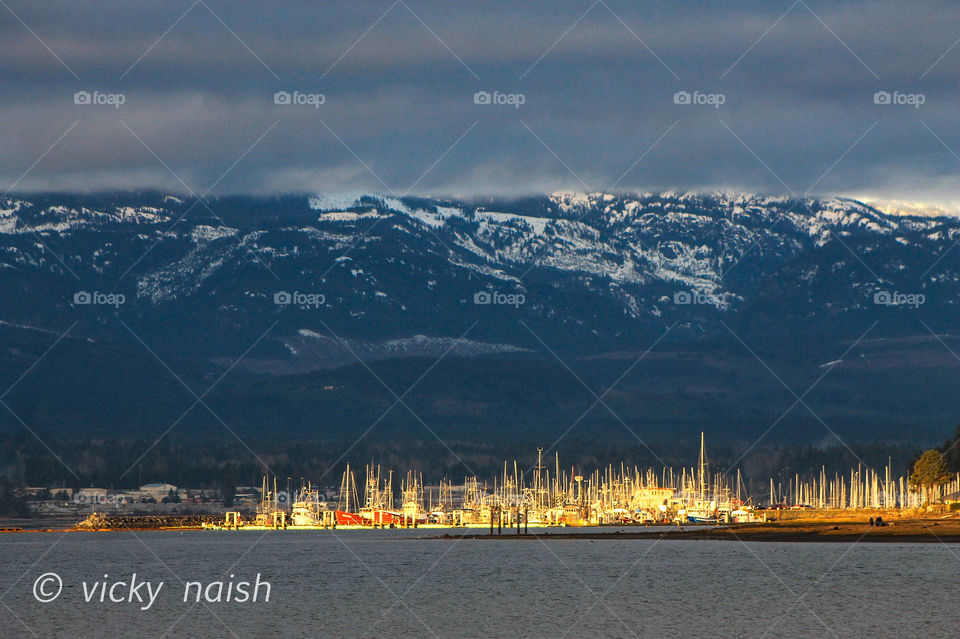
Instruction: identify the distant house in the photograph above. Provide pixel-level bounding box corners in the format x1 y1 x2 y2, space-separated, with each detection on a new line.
139 483 178 501
941 490 960 506
233 486 260 503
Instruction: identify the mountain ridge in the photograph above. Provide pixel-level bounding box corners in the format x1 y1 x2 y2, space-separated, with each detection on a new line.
1 190 958 368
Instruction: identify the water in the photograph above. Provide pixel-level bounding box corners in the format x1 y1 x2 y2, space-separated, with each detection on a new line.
0 529 955 638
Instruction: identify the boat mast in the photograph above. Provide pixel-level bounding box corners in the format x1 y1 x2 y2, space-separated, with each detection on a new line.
697 432 708 503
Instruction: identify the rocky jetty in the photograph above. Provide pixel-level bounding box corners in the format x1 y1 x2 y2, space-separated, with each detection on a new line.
74 512 222 530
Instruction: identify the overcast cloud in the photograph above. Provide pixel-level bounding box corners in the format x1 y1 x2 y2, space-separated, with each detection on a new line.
1 0 959 207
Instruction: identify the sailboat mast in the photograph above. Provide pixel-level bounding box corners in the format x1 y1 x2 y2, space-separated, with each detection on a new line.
697 432 707 502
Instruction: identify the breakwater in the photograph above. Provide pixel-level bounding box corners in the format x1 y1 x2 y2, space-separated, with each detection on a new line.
74 513 224 530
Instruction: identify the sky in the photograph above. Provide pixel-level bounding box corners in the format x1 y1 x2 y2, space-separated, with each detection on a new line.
1 0 960 210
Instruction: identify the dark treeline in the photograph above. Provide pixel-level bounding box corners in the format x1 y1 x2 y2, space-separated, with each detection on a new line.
939 425 960 473
0 480 29 517
0 433 922 497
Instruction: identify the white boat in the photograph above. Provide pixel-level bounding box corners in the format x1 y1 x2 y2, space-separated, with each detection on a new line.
291 483 333 526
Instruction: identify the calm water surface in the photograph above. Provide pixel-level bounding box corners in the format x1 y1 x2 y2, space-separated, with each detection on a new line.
0 528 955 638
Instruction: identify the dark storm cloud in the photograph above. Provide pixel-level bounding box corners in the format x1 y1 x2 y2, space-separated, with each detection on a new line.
1 0 959 205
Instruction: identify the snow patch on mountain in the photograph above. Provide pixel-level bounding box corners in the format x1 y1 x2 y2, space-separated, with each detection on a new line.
318 211 380 222
309 193 367 211
475 211 550 234
191 225 239 242
296 329 529 356
0 208 19 234
109 206 169 224
137 233 246 302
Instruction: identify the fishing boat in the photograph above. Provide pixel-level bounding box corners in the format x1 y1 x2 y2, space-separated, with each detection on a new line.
253 476 289 527
683 507 721 525
290 483 332 526
335 463 366 526
398 470 429 526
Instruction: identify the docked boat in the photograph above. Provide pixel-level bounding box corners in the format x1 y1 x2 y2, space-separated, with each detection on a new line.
683 508 721 525
335 463 366 527
291 483 333 526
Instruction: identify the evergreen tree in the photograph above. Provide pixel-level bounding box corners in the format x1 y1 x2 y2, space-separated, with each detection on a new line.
910 449 950 504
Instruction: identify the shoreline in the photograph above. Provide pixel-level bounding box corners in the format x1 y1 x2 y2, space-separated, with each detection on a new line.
433 518 960 543
4 516 960 542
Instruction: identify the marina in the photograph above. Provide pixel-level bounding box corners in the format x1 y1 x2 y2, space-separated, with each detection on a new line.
183 435 960 533
205 437 759 531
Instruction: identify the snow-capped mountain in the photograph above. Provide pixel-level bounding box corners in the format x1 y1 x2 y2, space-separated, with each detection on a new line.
1 191 957 370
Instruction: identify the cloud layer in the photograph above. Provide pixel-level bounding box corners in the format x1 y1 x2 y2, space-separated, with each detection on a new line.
1 0 959 206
